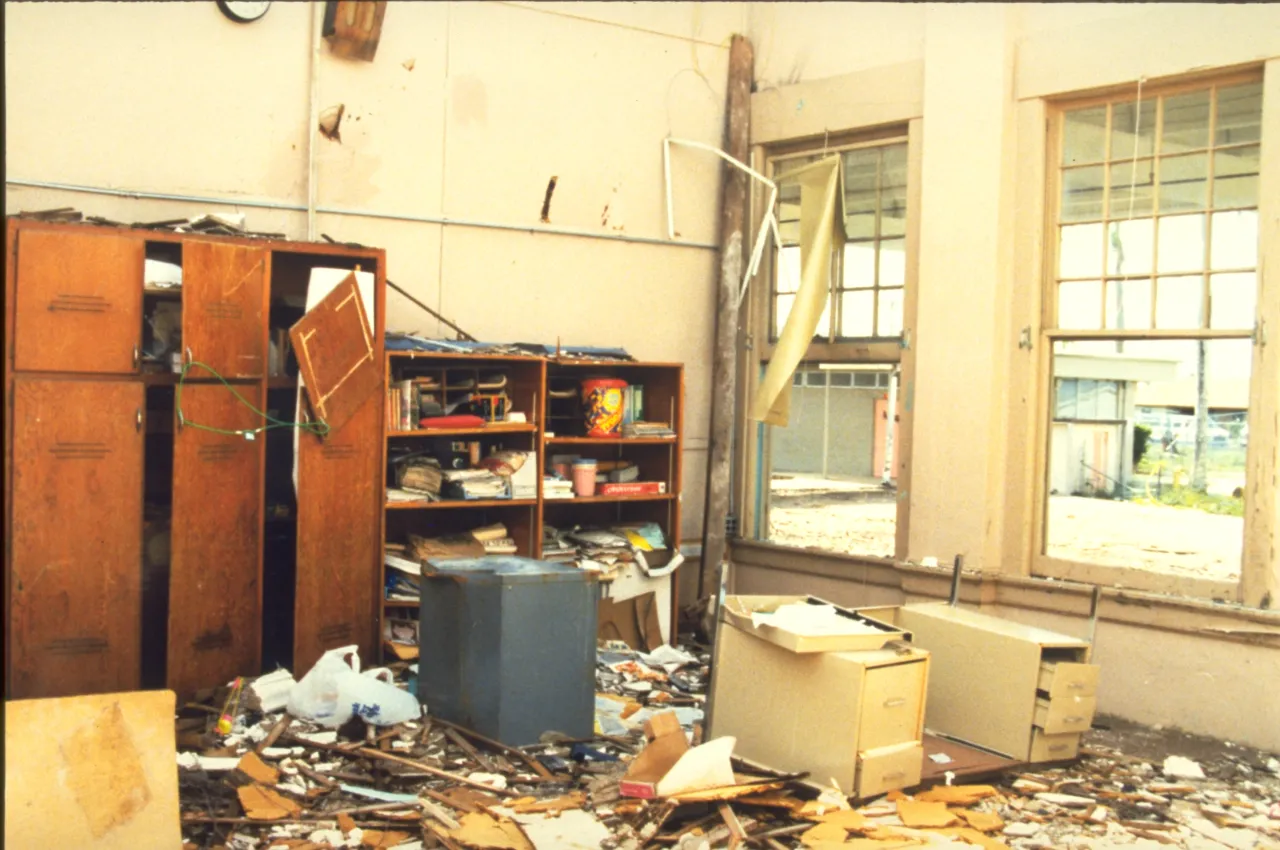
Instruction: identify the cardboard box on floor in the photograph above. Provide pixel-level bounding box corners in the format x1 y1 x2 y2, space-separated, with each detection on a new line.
707 596 929 799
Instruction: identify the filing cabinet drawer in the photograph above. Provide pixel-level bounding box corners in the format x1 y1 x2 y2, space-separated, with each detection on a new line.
856 741 924 799
859 660 927 751
1032 694 1097 734
1037 661 1099 699
1030 728 1081 762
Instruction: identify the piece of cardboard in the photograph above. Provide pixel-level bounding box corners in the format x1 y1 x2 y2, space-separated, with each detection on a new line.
721 595 908 654
597 592 663 652
619 731 689 799
5 690 182 849
644 711 683 742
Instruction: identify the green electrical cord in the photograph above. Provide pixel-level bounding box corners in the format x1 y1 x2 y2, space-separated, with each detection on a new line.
175 360 330 439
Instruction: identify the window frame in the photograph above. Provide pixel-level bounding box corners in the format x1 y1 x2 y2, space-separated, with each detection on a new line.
751 122 921 561
758 125 912 366
1033 69 1267 602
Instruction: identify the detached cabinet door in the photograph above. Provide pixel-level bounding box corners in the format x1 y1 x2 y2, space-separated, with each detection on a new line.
9 378 144 698
167 384 264 698
183 240 267 379
14 229 144 373
295 391 381 673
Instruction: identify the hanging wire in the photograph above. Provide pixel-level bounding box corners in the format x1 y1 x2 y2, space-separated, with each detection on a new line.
175 360 329 439
1124 76 1148 224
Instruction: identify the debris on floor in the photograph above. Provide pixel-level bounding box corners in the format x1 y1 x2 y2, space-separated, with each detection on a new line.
177 647 1280 850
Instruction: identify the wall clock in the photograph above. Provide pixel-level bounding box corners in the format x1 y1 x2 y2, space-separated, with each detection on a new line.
217 1 271 23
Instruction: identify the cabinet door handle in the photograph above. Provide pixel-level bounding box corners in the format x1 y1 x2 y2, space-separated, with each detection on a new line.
136 408 143 432
1064 715 1085 724
883 697 907 708
882 771 905 780
132 344 140 370
185 347 193 367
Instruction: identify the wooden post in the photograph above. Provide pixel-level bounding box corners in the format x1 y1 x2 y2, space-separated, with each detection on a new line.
1241 58 1280 609
698 35 754 609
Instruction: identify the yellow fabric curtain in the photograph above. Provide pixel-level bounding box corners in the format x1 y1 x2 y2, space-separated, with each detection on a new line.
749 155 844 426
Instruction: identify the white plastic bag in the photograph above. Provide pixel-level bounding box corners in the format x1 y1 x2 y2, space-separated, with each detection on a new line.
287 646 422 728
287 645 361 728
341 667 422 727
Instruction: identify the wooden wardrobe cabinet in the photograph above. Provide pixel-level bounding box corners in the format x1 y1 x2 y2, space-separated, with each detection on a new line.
4 218 386 700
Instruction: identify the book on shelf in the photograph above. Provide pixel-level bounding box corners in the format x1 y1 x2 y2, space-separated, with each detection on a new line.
441 468 509 500
598 481 667 496
622 384 644 425
482 537 519 555
621 420 675 439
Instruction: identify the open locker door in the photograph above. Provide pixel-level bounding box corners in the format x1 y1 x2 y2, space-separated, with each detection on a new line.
167 383 264 698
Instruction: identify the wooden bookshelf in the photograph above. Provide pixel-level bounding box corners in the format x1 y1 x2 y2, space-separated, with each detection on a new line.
378 351 684 663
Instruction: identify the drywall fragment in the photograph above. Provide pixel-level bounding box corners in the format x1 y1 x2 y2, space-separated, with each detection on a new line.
896 799 960 828
1163 755 1206 780
1002 822 1040 837
1035 792 1096 808
237 784 301 820
655 736 736 797
236 751 281 785
319 104 345 142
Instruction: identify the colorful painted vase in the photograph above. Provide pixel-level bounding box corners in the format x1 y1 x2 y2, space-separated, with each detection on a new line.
582 378 628 437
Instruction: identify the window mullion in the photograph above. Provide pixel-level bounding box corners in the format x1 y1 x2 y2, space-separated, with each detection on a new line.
1202 86 1218 329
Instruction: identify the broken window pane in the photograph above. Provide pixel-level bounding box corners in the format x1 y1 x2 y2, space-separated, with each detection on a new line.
1046 339 1250 583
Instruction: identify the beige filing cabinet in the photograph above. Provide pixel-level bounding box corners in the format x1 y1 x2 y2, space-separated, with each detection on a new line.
894 604 1098 763
708 596 930 798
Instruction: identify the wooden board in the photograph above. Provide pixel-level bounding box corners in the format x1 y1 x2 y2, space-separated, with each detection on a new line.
14 228 143 374
5 690 181 849
290 271 379 436
9 378 144 698
920 733 1021 785
182 239 268 379
295 388 381 673
167 383 263 698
